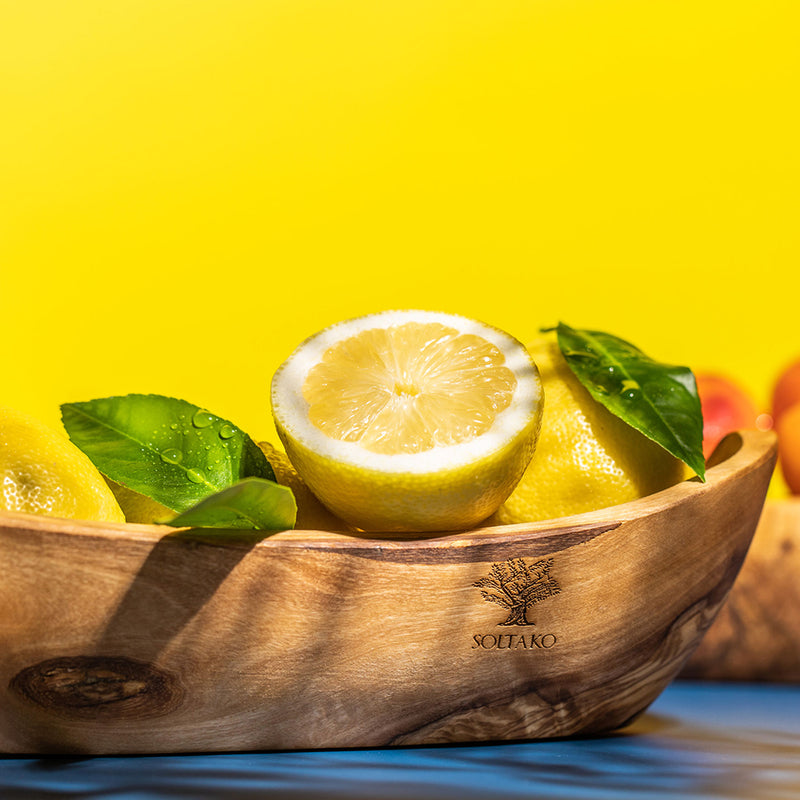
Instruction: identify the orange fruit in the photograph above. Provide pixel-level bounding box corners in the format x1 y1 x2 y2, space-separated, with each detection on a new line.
772 358 800 424
776 402 800 494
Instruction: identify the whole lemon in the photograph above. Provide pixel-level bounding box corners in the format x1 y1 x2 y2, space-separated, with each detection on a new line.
104 478 174 525
0 406 125 523
258 441 348 531
490 335 686 524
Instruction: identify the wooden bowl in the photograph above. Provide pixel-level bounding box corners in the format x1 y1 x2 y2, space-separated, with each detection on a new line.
0 430 776 754
681 494 800 682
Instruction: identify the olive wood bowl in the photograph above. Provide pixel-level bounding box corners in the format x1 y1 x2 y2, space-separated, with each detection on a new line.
0 430 777 754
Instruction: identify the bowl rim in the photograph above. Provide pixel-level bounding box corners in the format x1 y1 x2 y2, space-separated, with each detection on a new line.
0 429 778 549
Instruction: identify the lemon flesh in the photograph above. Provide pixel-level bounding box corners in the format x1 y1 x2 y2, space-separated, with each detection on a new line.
491 336 685 525
0 406 125 523
271 310 542 532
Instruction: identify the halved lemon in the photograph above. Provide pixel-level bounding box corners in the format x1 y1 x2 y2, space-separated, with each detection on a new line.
270 310 543 532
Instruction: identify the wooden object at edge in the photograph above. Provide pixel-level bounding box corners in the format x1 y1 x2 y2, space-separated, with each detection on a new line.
0 431 777 754
682 495 800 682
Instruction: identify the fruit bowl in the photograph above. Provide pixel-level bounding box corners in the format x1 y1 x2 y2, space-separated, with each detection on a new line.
0 430 776 754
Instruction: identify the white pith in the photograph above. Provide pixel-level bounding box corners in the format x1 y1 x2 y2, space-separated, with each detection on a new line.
271 310 542 474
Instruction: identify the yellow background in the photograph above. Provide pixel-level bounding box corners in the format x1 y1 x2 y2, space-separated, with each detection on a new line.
2 1 798 464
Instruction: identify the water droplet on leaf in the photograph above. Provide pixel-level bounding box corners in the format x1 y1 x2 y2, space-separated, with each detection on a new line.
186 468 205 484
161 448 183 465
219 424 236 439
192 410 214 429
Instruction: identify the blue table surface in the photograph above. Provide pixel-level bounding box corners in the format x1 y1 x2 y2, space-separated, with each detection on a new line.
1 681 798 800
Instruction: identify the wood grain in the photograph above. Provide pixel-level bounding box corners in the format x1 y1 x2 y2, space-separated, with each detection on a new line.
0 431 776 754
682 496 800 682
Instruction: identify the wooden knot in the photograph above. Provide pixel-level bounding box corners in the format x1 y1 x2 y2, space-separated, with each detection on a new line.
10 656 183 719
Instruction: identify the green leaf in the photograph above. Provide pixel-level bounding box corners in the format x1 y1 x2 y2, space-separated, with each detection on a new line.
60 394 276 513
165 478 297 531
548 323 706 480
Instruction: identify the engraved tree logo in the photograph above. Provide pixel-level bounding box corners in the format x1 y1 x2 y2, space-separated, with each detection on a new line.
473 557 560 626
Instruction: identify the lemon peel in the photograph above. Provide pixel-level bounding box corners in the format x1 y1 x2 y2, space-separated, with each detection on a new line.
490 334 685 524
258 441 348 532
0 406 125 523
105 478 175 525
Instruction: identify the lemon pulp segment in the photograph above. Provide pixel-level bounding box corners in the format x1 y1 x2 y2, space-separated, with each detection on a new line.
302 322 517 455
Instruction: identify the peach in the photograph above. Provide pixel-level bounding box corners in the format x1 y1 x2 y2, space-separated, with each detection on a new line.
695 373 769 460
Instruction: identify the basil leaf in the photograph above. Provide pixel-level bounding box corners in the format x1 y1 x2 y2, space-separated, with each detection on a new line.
549 323 706 480
166 478 296 531
61 394 276 513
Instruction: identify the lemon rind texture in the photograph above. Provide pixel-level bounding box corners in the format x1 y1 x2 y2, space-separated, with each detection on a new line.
0 406 125 523
278 408 542 532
